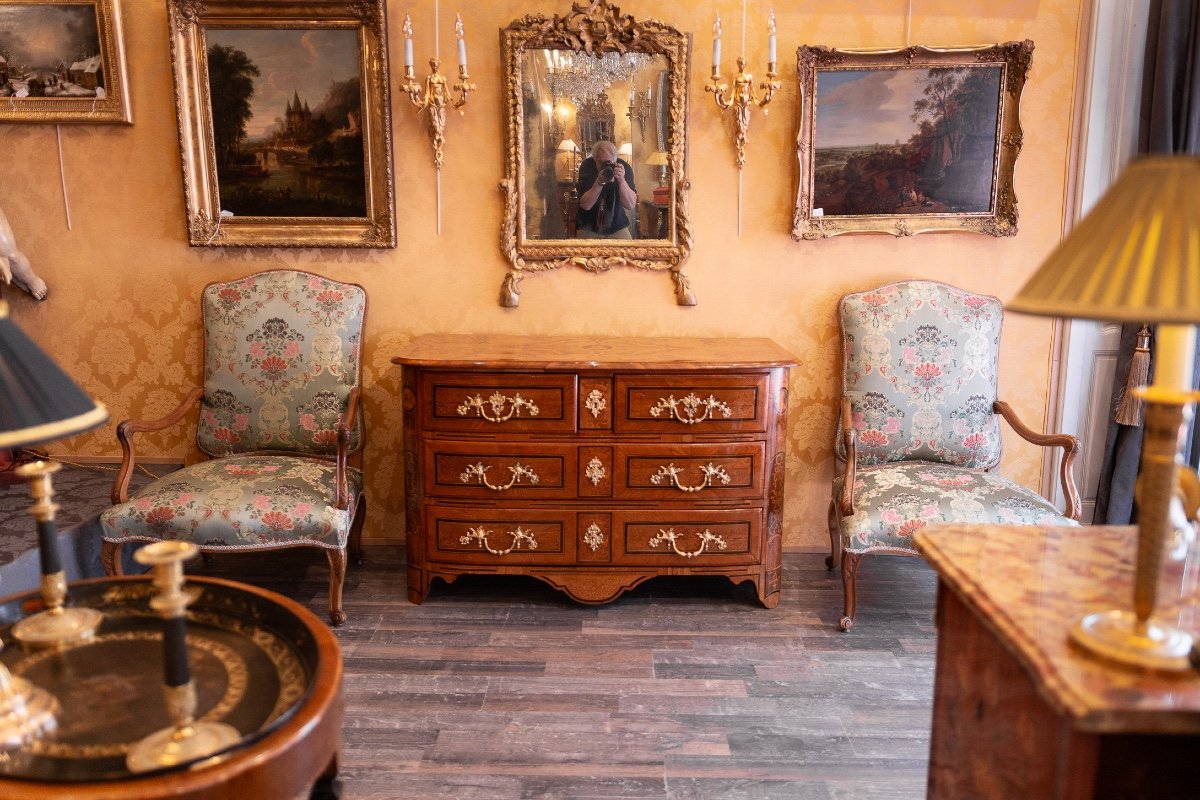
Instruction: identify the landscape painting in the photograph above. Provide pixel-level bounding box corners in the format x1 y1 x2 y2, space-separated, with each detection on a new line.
205 28 366 218
793 42 1033 239
169 0 394 248
0 0 131 123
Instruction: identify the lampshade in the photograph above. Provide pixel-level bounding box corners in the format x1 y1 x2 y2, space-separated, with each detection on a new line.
1007 156 1200 324
0 300 107 448
645 150 669 166
617 142 633 157
557 138 578 153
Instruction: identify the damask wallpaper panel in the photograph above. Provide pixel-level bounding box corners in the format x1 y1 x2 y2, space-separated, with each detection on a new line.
0 0 1085 548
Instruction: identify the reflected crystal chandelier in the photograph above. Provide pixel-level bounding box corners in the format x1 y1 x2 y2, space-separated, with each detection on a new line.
543 50 648 105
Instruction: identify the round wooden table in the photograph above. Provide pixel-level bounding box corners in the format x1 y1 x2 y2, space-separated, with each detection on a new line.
0 576 342 799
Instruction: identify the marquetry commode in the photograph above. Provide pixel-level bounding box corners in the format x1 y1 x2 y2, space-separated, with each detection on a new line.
392 335 797 607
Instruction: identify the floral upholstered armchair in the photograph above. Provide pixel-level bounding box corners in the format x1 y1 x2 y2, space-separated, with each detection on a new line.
829 280 1080 631
100 270 367 625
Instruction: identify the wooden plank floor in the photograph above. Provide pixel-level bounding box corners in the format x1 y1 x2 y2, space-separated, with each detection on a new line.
188 547 938 800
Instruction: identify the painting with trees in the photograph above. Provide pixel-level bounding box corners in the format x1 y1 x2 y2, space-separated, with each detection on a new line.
168 0 393 248
792 42 1033 239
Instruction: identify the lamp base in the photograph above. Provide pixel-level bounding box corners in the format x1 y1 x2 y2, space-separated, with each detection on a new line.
1070 609 1194 672
126 721 240 772
12 606 102 650
0 666 58 750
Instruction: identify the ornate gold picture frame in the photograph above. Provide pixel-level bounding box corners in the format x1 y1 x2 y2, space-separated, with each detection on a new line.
168 0 394 248
499 0 694 307
792 41 1033 240
0 0 131 124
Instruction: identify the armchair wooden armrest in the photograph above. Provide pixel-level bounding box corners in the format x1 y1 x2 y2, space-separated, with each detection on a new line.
112 387 204 504
993 399 1081 520
334 388 362 511
838 396 858 517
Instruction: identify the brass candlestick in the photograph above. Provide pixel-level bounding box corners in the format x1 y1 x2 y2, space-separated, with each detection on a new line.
0 640 58 750
11 460 102 649
126 541 239 772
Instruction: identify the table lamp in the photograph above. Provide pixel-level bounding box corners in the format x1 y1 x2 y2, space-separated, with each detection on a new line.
0 299 108 649
557 138 578 182
646 150 670 204
1008 155 1200 672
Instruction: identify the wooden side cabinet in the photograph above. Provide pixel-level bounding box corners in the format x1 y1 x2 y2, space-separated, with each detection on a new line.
392 335 796 606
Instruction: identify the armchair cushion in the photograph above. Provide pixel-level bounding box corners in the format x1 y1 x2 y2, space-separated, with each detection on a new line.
837 462 1076 552
99 455 362 550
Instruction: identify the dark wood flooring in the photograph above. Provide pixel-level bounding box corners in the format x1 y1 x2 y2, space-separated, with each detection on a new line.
189 547 938 800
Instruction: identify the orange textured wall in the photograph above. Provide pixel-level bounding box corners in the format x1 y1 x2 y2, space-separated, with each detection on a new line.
0 0 1084 547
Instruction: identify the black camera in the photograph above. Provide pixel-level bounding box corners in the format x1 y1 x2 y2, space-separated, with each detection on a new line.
600 163 616 182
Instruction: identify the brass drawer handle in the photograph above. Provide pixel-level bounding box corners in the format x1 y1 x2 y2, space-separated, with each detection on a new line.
649 462 731 493
459 462 540 491
456 392 540 422
648 392 732 424
459 526 539 555
648 528 728 558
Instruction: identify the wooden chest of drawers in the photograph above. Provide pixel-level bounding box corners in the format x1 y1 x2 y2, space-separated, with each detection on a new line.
392 335 796 607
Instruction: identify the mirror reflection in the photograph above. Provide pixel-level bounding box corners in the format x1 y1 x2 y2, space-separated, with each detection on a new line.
522 49 671 241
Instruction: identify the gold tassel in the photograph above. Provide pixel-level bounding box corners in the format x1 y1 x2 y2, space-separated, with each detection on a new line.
1114 325 1151 426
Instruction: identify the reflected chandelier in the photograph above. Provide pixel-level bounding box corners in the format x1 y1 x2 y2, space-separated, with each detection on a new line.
543 50 648 105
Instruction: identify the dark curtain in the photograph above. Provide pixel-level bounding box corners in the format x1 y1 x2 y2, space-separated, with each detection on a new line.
1094 0 1200 524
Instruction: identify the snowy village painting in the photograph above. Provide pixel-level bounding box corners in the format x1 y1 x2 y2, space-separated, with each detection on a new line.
169 0 394 247
792 42 1033 239
0 0 130 123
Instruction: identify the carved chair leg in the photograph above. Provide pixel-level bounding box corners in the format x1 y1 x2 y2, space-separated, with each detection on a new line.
825 498 841 571
326 547 348 626
348 496 366 567
839 551 863 632
101 540 124 577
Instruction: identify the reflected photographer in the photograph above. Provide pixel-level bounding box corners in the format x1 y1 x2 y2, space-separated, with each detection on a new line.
576 140 637 239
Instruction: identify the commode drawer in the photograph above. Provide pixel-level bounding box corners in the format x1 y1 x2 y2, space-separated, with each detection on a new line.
422 372 577 433
424 440 576 500
614 508 763 566
614 442 765 500
614 373 770 434
427 506 570 565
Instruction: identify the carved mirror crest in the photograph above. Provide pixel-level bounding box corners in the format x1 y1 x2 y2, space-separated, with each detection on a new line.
499 0 694 307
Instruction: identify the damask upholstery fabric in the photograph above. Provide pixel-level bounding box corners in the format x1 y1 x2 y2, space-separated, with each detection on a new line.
100 455 362 550
197 271 364 458
837 462 1077 552
837 281 1003 470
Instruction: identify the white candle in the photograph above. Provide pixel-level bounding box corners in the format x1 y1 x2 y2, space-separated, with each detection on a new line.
712 12 722 69
403 13 414 68
455 13 467 68
1154 324 1197 393
767 10 777 64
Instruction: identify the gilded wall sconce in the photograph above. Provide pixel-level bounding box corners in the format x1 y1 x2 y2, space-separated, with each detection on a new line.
705 10 780 170
400 12 476 172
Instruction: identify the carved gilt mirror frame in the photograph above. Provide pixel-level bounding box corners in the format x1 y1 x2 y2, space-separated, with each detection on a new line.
499 0 694 308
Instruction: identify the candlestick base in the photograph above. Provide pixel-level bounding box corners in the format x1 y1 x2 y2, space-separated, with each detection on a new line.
11 606 102 650
126 720 240 772
1070 609 1193 672
0 665 58 750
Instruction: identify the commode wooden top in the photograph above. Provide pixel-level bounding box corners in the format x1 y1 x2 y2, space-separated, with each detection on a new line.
392 335 798 371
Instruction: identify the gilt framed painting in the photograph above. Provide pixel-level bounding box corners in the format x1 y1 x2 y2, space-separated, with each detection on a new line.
792 41 1033 240
168 0 395 248
0 0 131 123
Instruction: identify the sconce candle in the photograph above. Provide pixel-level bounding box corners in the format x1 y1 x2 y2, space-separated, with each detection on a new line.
767 10 777 65
712 12 722 69
455 13 467 68
403 13 414 69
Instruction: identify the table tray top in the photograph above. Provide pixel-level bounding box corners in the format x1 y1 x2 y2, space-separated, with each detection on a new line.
0 576 321 783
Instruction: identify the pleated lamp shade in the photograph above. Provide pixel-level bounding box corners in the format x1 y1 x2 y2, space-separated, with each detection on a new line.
1008 156 1200 323
0 301 108 448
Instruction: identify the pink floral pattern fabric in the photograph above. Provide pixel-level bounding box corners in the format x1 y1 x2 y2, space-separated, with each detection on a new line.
838 281 1003 469
198 271 364 457
838 463 1076 552
100 455 362 549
